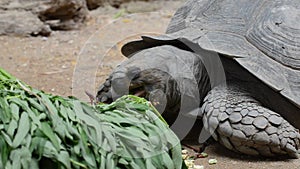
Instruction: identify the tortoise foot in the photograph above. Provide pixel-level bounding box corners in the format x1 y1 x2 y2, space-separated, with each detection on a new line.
201 84 300 158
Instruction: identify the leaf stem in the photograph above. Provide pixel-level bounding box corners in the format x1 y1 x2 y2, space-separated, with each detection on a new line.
148 102 169 126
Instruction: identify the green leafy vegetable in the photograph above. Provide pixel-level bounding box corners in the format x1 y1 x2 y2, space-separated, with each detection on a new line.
0 68 184 169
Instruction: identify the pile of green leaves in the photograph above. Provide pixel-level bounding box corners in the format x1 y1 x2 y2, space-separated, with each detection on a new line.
0 68 183 169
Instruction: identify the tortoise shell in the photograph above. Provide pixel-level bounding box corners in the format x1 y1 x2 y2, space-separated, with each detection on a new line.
122 0 300 108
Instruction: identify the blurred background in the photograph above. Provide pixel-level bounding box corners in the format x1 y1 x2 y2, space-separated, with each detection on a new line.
0 0 183 98
0 0 299 168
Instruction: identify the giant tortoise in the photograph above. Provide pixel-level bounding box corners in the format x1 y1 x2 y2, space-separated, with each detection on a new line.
97 0 300 158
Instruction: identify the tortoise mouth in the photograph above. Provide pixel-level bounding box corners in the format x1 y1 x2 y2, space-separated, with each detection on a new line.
129 84 147 98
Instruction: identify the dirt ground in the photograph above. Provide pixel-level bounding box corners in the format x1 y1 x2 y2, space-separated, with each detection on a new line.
0 1 299 168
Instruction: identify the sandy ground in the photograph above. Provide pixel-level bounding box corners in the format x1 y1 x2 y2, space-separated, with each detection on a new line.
0 1 299 168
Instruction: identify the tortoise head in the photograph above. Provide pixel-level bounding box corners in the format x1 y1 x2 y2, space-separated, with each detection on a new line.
96 45 214 126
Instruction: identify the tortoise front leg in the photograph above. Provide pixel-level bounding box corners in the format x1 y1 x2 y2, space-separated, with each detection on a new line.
201 84 300 158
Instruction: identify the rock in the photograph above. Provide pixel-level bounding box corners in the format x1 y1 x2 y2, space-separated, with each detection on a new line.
109 0 129 8
38 0 88 30
0 0 88 36
1 0 170 36
86 0 104 10
0 0 46 11
0 10 51 36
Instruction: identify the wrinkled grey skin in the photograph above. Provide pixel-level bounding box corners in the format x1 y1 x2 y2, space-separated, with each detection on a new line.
97 45 210 125
97 0 300 158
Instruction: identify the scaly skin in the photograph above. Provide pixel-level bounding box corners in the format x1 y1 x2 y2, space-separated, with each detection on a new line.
202 84 300 158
